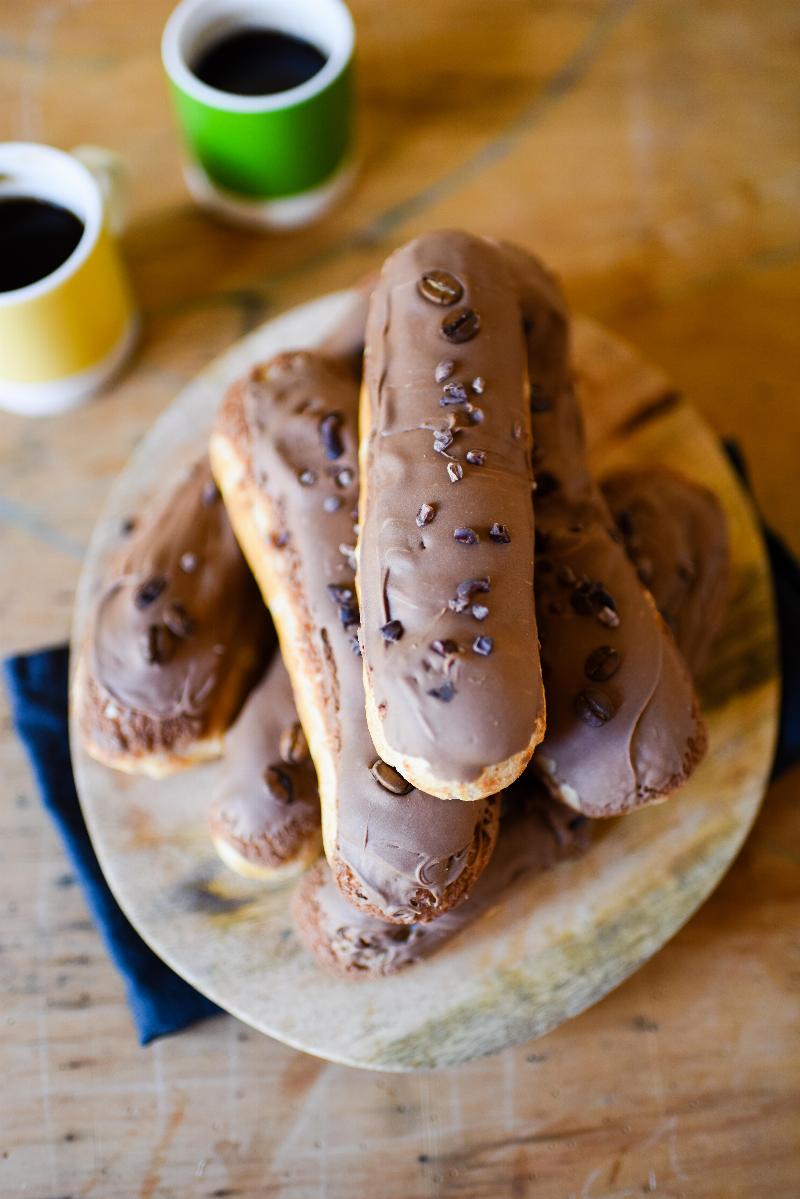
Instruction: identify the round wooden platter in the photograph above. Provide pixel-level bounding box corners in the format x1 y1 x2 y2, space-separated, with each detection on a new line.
70 289 778 1072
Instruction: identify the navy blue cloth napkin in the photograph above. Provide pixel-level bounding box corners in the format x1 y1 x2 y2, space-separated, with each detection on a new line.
4 443 798 1043
3 647 221 1044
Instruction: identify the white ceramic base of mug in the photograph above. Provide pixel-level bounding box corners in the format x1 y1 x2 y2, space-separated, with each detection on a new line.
183 158 356 231
0 313 139 418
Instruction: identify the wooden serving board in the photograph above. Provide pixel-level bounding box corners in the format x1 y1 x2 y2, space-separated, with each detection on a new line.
70 290 778 1072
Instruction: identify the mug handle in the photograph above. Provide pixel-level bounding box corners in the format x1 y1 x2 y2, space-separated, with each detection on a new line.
71 145 128 236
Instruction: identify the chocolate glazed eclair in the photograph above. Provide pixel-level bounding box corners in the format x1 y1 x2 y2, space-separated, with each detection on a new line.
209 649 322 882
293 786 590 977
499 241 707 817
210 350 500 923
74 459 269 777
601 466 730 677
358 231 546 802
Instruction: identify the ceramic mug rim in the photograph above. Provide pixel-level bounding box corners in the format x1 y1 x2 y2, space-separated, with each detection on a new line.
161 0 355 115
0 143 103 309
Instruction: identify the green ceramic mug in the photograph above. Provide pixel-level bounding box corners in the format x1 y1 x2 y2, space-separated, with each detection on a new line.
162 0 355 229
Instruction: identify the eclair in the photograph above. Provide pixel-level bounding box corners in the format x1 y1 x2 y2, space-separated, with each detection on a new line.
358 230 546 802
74 458 268 777
210 351 500 923
209 649 322 882
601 466 729 676
499 241 707 817
292 784 591 977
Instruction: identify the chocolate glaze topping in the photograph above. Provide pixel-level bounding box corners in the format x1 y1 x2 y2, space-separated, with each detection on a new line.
359 230 544 787
234 351 497 921
210 649 320 870
293 781 592 976
92 458 266 723
601 466 729 676
498 241 706 816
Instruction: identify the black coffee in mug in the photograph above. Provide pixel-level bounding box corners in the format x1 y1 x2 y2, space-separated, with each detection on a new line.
192 27 327 97
0 197 85 293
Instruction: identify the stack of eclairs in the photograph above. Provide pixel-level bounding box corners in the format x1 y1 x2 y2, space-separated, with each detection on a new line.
74 232 729 977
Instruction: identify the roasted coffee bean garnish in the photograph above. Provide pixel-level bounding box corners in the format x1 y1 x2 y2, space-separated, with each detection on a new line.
454 527 479 545
431 638 459 656
597 606 620 629
489 522 511 544
327 583 354 604
585 645 621 682
336 467 354 488
264 764 294 804
418 270 464 306
530 383 552 412
141 623 173 665
435 358 455 384
371 758 413 794
427 681 456 702
448 577 490 612
433 429 454 453
298 468 317 487
441 307 480 343
471 603 489 621
466 449 486 466
574 689 616 727
447 461 464 483
441 381 469 405
535 471 559 497
472 376 485 394
162 601 193 639
570 582 594 615
279 721 308 765
416 502 435 527
468 406 484 425
319 411 345 460
134 575 167 610
324 495 343 513
179 552 197 573
339 603 360 628
592 586 617 613
473 635 494 656
201 479 220 506
380 619 404 642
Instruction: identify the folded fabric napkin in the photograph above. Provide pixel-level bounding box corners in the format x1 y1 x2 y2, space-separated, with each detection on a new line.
3 647 221 1044
4 445 798 1043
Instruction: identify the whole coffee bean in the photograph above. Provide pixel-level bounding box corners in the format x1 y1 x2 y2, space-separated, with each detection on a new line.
574 688 616 726
584 645 621 682
418 270 464 306
441 307 481 343
371 758 412 794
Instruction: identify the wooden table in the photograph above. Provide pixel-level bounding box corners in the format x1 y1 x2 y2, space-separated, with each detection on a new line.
1 1 798 1194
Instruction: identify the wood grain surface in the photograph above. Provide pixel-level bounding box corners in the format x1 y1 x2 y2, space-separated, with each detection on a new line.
1 0 798 1195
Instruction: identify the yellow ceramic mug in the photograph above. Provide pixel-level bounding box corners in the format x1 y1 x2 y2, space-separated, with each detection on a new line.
0 143 137 416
